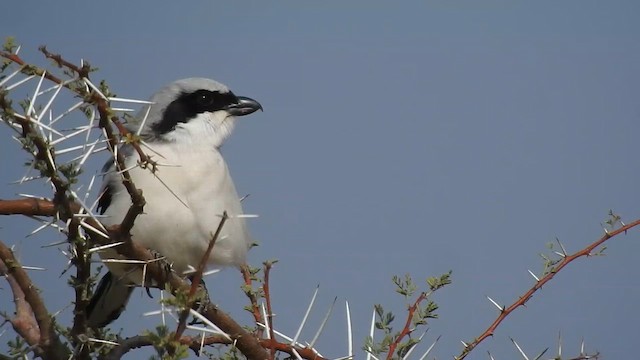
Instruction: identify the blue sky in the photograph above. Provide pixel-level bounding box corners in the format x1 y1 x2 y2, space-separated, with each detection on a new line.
2 1 639 359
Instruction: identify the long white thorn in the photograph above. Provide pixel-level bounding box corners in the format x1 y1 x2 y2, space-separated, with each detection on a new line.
363 350 381 360
50 125 95 146
402 328 428 359
256 322 306 348
0 67 24 87
69 189 106 232
345 301 353 359
486 295 504 311
37 78 76 96
290 348 303 360
50 100 85 125
77 138 102 169
79 221 109 240
12 112 64 137
188 309 232 341
260 302 271 339
367 308 376 360
83 78 108 101
418 335 441 360
27 71 47 117
308 296 337 348
136 105 153 136
509 337 529 360
87 242 125 254
153 172 189 209
110 107 135 113
5 74 35 91
37 83 63 126
555 237 568 256
533 347 548 360
292 285 320 346
108 96 154 105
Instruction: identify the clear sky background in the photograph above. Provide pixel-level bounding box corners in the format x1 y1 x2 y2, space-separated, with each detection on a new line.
1 1 639 359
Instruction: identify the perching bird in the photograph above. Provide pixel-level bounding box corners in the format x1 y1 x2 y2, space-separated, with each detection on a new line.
86 78 262 328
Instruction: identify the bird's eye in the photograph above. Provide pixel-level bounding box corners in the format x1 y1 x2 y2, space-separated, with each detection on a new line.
195 92 215 107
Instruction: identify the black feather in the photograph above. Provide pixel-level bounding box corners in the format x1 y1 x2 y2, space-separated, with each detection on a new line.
86 272 134 328
97 183 113 215
151 89 239 134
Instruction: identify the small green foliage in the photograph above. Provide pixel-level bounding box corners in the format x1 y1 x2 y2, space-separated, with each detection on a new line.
393 273 417 298
218 346 243 360
396 337 420 358
1 37 17 72
427 270 452 291
123 131 141 145
540 250 561 276
7 335 29 357
99 79 114 97
3 37 17 52
604 209 622 231
79 104 93 120
365 272 452 359
59 162 82 184
161 284 206 311
144 325 189 360
263 259 279 267
374 304 395 332
241 264 265 314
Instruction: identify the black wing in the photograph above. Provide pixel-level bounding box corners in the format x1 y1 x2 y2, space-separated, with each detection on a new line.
96 182 113 215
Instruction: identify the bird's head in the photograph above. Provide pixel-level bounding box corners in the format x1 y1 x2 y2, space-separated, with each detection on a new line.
131 77 262 148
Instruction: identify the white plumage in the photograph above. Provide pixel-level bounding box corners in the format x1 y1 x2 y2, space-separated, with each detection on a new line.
87 78 262 327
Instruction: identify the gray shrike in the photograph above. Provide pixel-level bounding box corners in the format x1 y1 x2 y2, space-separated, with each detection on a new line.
87 78 262 328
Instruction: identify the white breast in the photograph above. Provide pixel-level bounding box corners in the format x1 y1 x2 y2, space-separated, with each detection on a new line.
98 142 251 282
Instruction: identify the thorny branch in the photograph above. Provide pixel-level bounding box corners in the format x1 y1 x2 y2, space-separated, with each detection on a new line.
241 264 264 331
38 46 149 236
0 48 270 359
173 212 228 341
0 248 39 347
456 218 640 360
0 240 70 359
263 261 277 358
386 292 427 359
0 47 331 360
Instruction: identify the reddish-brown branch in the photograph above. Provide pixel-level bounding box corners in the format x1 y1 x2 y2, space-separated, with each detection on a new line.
0 50 67 87
40 46 92 78
240 264 263 330
107 333 329 360
0 256 39 345
0 198 55 216
263 262 277 359
174 212 227 340
386 292 427 359
0 241 69 359
457 218 640 359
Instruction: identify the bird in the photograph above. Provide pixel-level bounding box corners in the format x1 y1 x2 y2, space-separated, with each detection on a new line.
86 77 262 328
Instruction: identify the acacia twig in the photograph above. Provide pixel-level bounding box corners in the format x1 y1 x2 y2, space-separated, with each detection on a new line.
0 240 69 359
240 264 263 331
386 292 427 359
457 218 640 359
173 212 228 340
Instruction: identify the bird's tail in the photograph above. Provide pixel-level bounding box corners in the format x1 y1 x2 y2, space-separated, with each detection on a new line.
87 271 134 328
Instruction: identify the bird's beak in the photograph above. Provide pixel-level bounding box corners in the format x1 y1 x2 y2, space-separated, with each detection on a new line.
226 96 263 116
